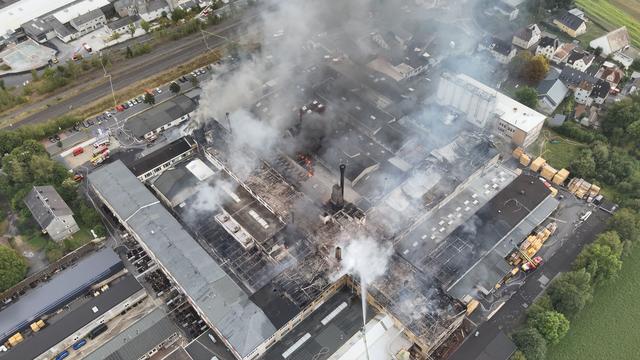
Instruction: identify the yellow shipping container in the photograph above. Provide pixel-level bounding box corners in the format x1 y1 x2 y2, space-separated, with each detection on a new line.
589 184 601 197
540 164 557 181
519 154 531 166
530 157 546 172
512 147 525 159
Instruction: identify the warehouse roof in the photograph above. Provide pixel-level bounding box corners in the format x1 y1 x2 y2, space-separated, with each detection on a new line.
83 308 179 360
0 247 123 341
88 161 277 358
128 135 196 177
447 195 559 300
1 275 143 360
125 95 196 138
53 0 110 24
1 0 77 36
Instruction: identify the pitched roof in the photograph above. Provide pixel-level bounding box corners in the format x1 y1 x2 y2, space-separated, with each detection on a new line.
537 79 569 106
567 50 594 66
555 11 585 31
559 66 597 87
514 24 538 42
590 79 611 98
537 35 557 49
23 185 73 229
107 14 140 30
71 8 104 27
482 36 513 56
590 27 630 55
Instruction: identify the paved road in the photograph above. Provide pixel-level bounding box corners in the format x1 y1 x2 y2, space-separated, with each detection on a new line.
448 201 610 360
2 14 254 127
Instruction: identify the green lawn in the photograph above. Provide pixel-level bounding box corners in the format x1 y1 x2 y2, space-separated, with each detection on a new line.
531 129 585 170
576 0 640 48
547 245 640 360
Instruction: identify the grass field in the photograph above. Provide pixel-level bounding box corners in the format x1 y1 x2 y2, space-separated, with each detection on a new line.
576 0 640 48
531 129 585 170
547 245 640 360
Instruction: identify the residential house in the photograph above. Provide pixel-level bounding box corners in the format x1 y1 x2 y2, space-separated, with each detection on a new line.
575 104 599 128
478 36 516 64
535 36 559 60
558 66 597 89
596 63 624 92
553 11 587 38
106 14 141 35
24 186 79 242
139 0 171 22
590 80 611 105
512 24 541 49
589 27 630 56
537 78 569 114
574 80 593 105
551 43 577 64
566 50 594 72
612 51 635 69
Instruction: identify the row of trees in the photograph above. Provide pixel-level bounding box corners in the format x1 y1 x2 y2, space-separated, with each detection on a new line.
513 209 640 360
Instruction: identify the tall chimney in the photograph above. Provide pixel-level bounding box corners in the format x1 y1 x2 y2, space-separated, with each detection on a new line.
340 164 346 199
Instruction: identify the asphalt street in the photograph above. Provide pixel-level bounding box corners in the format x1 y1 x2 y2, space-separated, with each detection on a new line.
2 14 255 127
448 199 611 360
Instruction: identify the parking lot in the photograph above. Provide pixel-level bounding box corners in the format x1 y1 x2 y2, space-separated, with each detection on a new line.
46 65 215 169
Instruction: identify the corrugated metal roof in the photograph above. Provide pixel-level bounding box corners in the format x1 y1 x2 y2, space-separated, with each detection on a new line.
0 247 123 341
1 275 142 360
88 161 276 357
83 308 179 360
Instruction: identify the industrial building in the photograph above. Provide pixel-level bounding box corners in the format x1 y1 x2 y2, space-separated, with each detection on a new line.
437 73 547 147
82 308 180 360
125 94 198 140
128 135 197 181
0 247 122 342
1 274 145 360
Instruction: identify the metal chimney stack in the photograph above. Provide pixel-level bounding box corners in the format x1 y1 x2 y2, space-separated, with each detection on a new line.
339 164 346 199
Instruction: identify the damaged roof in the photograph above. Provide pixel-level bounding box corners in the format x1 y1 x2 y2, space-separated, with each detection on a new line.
88 161 277 358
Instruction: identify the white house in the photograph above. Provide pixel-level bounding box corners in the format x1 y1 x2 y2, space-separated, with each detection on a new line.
512 24 541 49
566 50 595 72
535 36 559 60
589 27 630 56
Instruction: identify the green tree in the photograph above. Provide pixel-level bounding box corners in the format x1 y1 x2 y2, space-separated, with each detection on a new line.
608 208 640 243
569 149 596 179
0 245 28 292
169 82 181 94
125 45 134 58
510 350 527 360
528 310 570 345
509 52 549 83
140 20 151 33
547 269 592 318
515 86 538 108
513 328 547 360
128 23 136 37
144 92 156 105
190 76 199 87
31 69 39 81
574 232 623 285
171 7 186 22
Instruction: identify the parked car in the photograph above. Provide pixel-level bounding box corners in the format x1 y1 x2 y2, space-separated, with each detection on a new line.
155 87 162 94
122 103 129 109
53 134 61 141
116 105 125 112
48 136 56 143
